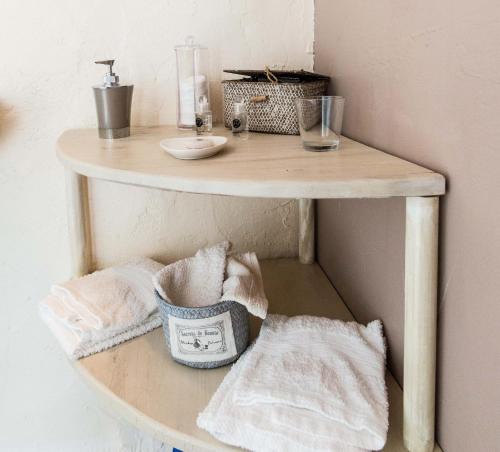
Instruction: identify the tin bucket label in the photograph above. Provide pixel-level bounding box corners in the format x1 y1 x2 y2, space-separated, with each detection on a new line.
168 311 237 363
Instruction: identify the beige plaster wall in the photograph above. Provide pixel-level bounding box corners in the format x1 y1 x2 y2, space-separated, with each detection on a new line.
0 1 313 450
314 1 500 450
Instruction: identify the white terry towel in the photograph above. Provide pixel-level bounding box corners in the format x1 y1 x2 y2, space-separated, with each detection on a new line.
197 314 388 452
153 241 230 308
153 242 268 319
40 258 164 360
221 252 267 319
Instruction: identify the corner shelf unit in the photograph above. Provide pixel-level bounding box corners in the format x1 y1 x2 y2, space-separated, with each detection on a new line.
57 126 445 452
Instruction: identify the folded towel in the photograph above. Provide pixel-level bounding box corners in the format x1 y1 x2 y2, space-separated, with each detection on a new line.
153 242 268 319
197 344 364 452
198 314 388 452
40 258 164 360
40 297 161 360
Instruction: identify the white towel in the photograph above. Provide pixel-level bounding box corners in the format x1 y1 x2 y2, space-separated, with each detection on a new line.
221 252 267 319
153 241 230 308
40 258 164 360
153 242 268 318
198 314 388 452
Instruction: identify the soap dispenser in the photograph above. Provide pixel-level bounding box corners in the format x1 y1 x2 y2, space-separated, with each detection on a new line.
93 60 133 139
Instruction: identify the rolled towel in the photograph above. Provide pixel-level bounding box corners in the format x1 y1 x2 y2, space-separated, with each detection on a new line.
198 314 388 452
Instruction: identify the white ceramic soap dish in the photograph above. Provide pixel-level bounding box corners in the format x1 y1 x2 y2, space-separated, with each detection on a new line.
160 136 227 160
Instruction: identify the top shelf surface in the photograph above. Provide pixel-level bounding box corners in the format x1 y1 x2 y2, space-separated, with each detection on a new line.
57 126 445 199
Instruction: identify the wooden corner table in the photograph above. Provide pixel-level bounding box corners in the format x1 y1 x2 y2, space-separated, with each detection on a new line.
57 126 445 452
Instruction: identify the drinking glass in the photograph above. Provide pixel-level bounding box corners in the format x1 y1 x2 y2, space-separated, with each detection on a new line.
295 96 345 151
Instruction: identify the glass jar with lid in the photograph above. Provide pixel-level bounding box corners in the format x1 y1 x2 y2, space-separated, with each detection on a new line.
175 36 211 129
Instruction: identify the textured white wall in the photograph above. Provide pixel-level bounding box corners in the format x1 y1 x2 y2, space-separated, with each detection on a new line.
0 0 313 450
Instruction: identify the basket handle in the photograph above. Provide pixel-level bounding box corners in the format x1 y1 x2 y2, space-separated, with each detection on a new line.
264 66 279 84
250 95 269 103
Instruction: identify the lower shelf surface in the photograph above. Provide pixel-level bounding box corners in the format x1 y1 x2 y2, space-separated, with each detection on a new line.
75 259 440 452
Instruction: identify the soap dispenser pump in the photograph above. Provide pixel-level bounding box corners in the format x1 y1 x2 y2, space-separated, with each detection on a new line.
93 60 133 139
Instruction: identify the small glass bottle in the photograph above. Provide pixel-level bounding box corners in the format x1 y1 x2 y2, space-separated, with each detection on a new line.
195 95 212 135
231 99 249 139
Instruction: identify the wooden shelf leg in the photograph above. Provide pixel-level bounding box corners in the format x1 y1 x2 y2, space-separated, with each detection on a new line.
65 170 92 277
403 196 439 452
299 199 315 264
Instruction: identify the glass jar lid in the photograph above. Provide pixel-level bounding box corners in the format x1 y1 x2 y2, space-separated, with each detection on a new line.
174 35 207 50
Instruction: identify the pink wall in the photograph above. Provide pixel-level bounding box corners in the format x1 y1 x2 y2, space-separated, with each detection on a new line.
314 1 500 450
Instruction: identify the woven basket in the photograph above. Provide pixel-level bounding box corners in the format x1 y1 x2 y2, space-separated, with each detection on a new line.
156 291 249 369
222 70 329 135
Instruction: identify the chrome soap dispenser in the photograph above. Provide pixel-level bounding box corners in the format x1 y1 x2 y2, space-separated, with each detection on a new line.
93 60 133 139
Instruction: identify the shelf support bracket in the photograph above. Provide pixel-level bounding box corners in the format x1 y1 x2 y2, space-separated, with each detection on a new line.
299 199 315 264
404 196 439 452
65 170 92 277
